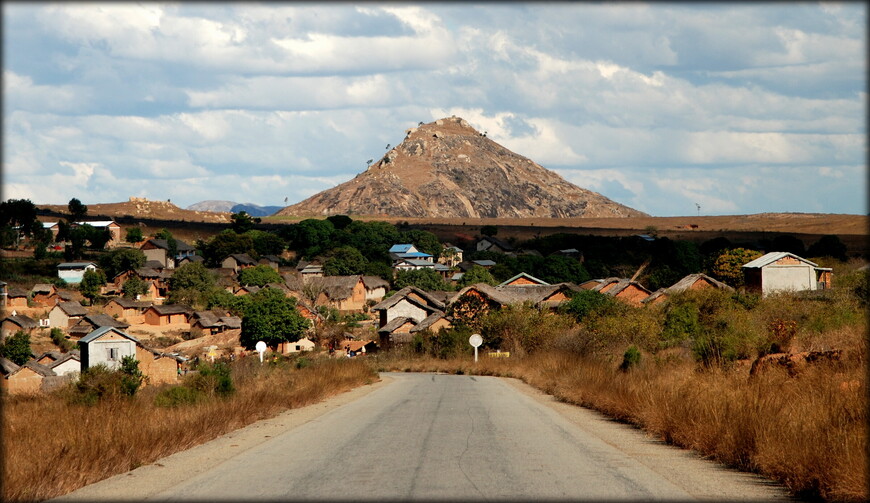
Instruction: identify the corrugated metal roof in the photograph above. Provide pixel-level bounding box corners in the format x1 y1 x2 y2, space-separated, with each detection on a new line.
742 252 819 269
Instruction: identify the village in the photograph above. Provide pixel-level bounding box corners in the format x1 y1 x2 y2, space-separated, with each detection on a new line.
0 207 845 395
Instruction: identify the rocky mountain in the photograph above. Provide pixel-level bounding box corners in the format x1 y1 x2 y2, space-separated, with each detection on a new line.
187 200 283 217
277 117 647 219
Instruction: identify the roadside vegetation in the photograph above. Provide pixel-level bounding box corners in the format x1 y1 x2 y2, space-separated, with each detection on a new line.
372 262 868 502
1 356 378 502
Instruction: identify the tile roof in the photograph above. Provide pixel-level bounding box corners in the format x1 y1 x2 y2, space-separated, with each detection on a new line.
31 283 56 294
79 326 140 345
742 251 819 269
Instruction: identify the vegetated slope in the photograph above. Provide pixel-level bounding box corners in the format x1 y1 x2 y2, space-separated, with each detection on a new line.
277 116 648 219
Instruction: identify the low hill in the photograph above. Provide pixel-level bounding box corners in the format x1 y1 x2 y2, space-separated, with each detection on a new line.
187 200 283 217
276 116 647 219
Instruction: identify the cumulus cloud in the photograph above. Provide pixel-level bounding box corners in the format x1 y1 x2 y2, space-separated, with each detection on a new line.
2 3 865 215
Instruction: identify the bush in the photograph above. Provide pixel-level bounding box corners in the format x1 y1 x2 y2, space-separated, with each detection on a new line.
71 365 125 405
154 385 203 407
619 345 641 372
188 362 234 396
0 331 32 365
49 327 74 352
559 290 614 321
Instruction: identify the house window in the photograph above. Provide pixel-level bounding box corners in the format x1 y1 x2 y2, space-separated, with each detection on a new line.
107 347 119 361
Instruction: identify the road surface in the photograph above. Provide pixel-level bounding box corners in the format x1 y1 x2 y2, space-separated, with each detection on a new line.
55 372 792 501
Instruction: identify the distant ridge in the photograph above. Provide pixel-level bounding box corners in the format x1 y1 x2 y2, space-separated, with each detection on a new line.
277 116 647 219
187 200 283 217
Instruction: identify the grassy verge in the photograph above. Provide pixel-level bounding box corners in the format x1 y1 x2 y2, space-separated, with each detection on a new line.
370 340 867 502
2 356 377 502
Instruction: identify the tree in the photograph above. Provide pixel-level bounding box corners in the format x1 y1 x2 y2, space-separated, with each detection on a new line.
168 262 217 307
403 229 443 258
711 248 763 287
238 287 309 349
0 199 40 245
394 269 449 291
807 235 847 262
237 264 282 287
231 211 260 233
119 356 145 396
100 248 146 279
481 225 498 237
80 269 107 305
536 255 590 284
770 235 806 256
122 276 148 299
459 265 496 287
289 219 335 258
0 331 32 365
323 246 368 276
198 230 255 267
68 198 88 222
249 230 286 257
155 228 177 259
125 227 143 244
558 290 611 321
326 215 353 230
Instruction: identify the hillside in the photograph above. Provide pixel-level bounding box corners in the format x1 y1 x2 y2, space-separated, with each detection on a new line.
38 197 232 224
276 116 647 219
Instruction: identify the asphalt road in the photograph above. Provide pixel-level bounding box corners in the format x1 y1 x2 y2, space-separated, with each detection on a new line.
56 372 792 501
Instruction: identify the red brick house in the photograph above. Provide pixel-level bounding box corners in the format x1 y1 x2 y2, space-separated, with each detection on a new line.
143 305 191 326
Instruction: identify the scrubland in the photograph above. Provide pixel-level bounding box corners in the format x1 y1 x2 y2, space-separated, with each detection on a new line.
2 357 377 502
3 266 866 502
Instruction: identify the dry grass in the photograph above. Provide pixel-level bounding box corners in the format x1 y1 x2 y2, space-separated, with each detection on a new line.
2 356 377 502
371 347 868 502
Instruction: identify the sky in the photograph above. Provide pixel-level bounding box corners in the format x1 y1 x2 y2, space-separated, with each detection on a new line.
2 2 867 217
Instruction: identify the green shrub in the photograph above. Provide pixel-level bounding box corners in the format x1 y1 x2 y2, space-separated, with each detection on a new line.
0 331 32 365
72 365 125 405
49 327 74 352
559 290 615 321
295 357 311 369
154 385 203 407
188 362 234 396
619 345 641 372
119 356 145 396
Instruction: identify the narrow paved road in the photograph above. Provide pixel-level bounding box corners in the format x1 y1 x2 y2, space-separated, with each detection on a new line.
57 373 792 501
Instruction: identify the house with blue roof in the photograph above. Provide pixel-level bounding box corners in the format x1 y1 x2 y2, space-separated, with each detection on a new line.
389 243 434 264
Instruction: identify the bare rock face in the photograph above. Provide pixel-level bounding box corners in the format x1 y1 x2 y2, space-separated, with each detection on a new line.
277 116 647 219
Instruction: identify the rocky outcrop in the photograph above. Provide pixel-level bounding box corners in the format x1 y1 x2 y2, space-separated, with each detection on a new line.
277 116 646 219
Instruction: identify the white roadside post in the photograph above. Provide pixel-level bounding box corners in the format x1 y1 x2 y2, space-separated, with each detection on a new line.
255 340 267 364
469 333 483 363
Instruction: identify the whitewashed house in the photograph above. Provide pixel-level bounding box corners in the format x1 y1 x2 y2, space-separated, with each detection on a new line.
742 252 833 297
78 327 140 371
57 262 97 284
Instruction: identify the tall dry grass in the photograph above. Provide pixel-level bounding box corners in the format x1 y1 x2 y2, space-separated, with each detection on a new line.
2 356 377 502
372 339 867 502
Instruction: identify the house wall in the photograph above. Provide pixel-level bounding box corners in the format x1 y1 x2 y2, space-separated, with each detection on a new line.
506 277 539 286
818 270 833 289
614 286 650 307
48 308 71 328
32 292 57 306
542 291 570 304
221 257 238 271
7 296 28 309
3 367 44 395
428 318 451 333
143 248 168 268
84 332 136 371
365 286 387 302
1 321 35 340
144 310 167 326
280 338 316 354
761 265 815 296
135 346 178 385
58 267 93 284
52 359 80 377
384 299 430 325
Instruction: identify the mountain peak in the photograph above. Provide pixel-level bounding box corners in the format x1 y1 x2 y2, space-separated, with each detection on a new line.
277 117 646 219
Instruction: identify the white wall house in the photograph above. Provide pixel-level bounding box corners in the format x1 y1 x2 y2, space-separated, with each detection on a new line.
742 252 833 297
57 262 97 284
78 327 139 371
